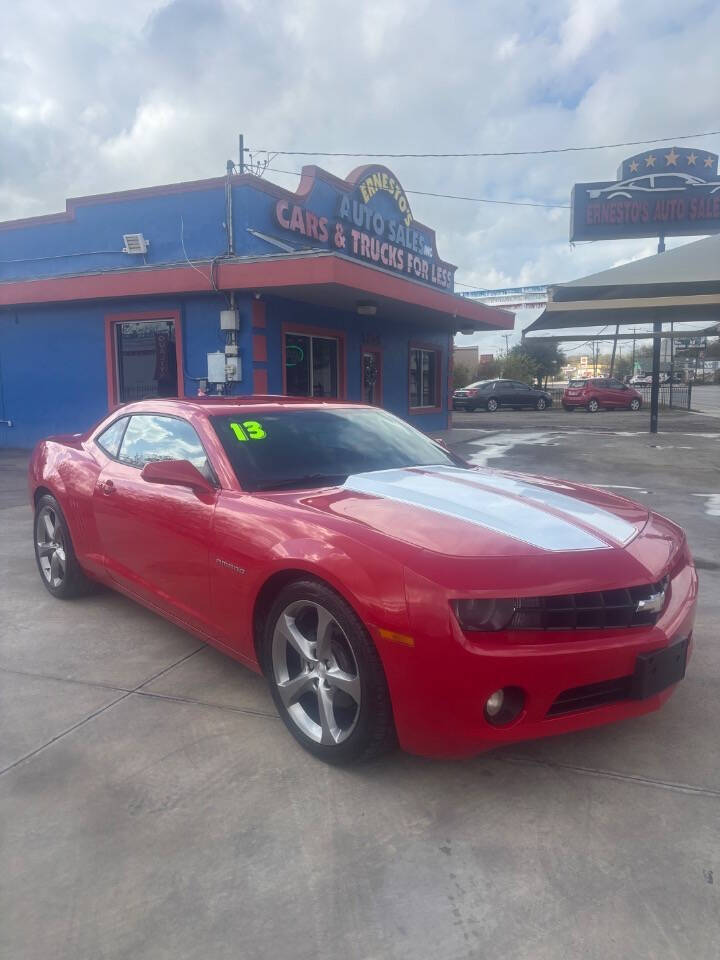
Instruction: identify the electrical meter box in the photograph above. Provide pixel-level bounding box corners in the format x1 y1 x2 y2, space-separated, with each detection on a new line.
220 310 240 331
207 352 226 383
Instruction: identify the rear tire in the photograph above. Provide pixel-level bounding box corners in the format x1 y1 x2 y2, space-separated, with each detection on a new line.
586 399 599 413
262 579 396 764
486 398 499 412
33 494 96 599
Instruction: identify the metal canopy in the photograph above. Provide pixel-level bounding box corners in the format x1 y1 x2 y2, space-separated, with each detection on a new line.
525 234 720 333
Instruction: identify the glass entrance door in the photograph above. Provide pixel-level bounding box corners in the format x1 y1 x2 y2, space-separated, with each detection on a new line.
362 350 382 406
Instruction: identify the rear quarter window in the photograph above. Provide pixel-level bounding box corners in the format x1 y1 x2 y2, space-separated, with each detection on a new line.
95 417 128 458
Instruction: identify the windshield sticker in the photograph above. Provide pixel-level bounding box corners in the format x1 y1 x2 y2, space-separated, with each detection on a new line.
230 420 267 441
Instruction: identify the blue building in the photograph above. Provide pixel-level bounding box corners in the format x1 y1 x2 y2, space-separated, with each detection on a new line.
0 163 511 448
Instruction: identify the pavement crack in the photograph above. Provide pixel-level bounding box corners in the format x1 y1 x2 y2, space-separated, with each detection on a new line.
131 645 205 692
0 691 132 777
0 665 130 694
497 753 720 799
0 647 206 778
131 689 279 719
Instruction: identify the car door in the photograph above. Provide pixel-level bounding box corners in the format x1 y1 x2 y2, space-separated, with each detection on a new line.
607 378 629 406
92 413 218 635
494 380 513 407
513 381 536 406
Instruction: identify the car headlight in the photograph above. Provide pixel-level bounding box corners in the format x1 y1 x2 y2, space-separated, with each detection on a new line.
451 598 516 631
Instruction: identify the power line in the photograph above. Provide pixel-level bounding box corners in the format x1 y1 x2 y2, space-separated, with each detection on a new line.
252 129 720 160
259 165 569 209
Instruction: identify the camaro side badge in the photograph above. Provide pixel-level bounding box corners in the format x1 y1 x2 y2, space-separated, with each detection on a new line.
215 558 246 575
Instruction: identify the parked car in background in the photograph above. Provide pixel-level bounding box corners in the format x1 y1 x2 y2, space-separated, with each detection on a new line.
453 379 552 412
563 378 642 412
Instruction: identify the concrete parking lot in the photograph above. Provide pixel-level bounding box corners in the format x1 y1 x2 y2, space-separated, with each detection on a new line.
2 412 719 960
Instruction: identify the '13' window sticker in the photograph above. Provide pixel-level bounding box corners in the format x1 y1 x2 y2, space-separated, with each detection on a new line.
230 420 267 441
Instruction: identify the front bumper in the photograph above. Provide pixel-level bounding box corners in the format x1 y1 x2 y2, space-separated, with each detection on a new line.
377 560 698 758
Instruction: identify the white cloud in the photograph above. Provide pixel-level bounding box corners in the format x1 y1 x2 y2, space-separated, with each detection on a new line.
0 0 718 311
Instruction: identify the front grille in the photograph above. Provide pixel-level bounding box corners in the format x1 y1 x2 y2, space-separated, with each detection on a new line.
509 578 668 631
547 676 632 716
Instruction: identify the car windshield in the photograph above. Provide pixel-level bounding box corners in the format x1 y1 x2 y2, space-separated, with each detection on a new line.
210 407 462 491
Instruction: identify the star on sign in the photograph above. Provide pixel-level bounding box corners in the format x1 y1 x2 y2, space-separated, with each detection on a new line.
686 152 697 166
704 155 715 168
665 148 679 166
629 159 639 172
645 154 657 168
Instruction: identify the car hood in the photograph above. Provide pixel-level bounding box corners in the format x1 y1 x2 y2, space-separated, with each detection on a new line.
298 465 679 593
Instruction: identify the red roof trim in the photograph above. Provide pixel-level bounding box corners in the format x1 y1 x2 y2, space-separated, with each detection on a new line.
0 253 512 330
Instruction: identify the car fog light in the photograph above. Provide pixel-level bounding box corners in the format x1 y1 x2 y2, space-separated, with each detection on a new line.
484 686 525 726
485 689 505 717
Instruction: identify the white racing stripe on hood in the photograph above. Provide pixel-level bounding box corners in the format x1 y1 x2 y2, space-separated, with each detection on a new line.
429 465 638 546
342 467 632 552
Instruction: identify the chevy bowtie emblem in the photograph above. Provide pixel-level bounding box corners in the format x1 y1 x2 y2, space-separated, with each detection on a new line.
215 558 245 575
635 587 666 615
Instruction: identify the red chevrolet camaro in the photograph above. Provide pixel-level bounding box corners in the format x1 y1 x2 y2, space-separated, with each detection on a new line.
29 397 697 763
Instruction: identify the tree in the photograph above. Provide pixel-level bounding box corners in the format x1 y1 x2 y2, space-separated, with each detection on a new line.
521 340 566 386
706 337 720 359
614 354 633 380
501 345 538 385
475 358 502 381
453 363 471 389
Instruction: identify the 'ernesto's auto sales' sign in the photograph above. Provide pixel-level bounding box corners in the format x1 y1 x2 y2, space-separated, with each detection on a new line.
570 146 720 241
273 165 456 291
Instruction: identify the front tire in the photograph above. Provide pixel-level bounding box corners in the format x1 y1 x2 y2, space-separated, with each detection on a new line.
262 580 395 764
587 398 600 413
629 398 641 411
535 397 548 410
33 494 95 599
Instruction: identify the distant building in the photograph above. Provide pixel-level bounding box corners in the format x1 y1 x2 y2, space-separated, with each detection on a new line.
460 285 548 311
453 346 495 369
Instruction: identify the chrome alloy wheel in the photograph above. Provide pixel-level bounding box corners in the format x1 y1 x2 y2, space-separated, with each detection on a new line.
36 505 66 588
271 600 361 745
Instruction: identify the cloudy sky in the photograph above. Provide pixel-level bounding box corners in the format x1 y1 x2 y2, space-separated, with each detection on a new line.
2 0 719 353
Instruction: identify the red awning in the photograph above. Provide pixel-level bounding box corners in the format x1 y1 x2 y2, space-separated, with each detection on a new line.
0 251 513 333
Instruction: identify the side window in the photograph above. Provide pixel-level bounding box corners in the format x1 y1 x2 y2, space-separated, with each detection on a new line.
118 415 211 478
96 417 128 458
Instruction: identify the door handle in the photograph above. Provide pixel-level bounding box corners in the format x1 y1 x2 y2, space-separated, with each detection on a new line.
99 479 115 495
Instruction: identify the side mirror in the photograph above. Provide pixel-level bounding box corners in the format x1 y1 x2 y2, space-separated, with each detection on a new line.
433 437 450 451
141 459 215 495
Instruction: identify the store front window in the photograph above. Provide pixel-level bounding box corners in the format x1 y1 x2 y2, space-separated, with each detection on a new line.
409 346 440 409
285 332 339 398
114 319 179 403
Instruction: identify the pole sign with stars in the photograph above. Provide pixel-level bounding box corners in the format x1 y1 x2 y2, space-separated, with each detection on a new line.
570 146 720 241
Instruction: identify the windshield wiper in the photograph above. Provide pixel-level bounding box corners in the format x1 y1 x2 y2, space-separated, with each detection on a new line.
259 473 348 491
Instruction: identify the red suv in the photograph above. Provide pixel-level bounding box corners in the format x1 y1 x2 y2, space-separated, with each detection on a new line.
562 378 642 413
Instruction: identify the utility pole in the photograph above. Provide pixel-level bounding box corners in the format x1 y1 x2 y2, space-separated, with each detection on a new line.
650 234 665 434
609 323 619 378
503 333 511 357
